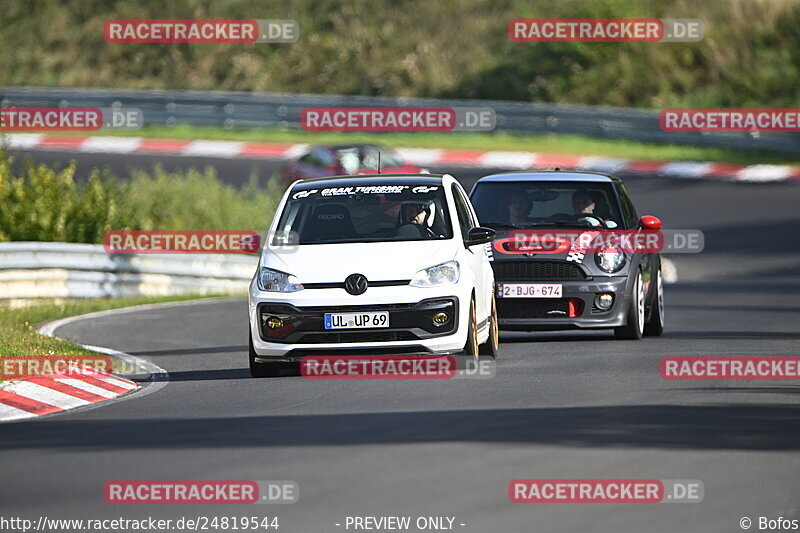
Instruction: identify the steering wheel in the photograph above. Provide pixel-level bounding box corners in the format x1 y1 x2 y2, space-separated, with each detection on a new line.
575 214 606 228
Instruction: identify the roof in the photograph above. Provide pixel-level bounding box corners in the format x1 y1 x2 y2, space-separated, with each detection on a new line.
308 143 387 151
292 174 445 190
475 170 622 183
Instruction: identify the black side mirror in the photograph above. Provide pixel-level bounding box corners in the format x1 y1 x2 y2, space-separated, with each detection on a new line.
465 226 496 246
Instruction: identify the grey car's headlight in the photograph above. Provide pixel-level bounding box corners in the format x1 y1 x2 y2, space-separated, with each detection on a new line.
594 249 626 273
410 261 460 287
257 267 304 292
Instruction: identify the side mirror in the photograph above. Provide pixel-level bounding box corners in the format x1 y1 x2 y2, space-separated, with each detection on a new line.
465 226 496 246
639 215 662 230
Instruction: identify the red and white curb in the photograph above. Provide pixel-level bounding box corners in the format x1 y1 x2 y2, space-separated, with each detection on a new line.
0 303 176 422
0 372 138 422
4 133 799 183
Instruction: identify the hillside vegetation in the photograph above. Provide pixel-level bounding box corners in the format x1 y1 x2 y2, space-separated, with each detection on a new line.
2 0 798 108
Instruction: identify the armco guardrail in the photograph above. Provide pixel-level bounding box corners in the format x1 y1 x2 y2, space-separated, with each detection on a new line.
2 86 798 154
0 242 257 299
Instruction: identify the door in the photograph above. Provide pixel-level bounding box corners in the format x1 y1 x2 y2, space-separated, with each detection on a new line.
451 183 490 324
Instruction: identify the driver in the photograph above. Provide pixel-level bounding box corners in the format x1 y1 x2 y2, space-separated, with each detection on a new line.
572 191 596 216
572 191 617 228
572 191 604 227
396 202 435 238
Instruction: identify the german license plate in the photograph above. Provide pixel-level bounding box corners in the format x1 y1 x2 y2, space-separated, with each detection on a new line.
324 311 390 329
497 283 562 298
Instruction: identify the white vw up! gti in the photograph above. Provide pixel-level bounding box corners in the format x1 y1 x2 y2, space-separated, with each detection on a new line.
248 174 498 377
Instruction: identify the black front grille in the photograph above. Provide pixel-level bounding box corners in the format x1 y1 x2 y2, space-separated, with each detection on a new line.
497 298 570 319
492 261 586 281
303 280 410 290
294 303 416 313
296 331 418 343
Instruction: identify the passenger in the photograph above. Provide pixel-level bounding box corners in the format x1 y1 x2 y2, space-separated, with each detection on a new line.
507 191 531 226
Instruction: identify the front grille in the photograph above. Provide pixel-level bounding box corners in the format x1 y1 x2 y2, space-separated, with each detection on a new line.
303 280 410 290
497 298 570 319
296 331 418 343
294 303 416 313
493 261 586 281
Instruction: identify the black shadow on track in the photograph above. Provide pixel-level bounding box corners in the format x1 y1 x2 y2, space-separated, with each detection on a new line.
2 404 799 452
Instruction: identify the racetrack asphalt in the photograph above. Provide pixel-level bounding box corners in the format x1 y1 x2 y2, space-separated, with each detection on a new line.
2 147 800 533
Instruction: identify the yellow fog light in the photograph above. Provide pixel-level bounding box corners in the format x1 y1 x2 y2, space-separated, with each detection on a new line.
433 312 449 326
594 293 614 310
266 316 283 329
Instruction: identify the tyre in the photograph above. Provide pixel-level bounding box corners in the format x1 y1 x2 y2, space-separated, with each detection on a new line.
614 269 645 340
463 297 479 362
644 267 665 336
478 293 500 358
249 331 281 378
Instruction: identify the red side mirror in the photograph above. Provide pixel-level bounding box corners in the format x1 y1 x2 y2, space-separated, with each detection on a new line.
639 215 662 230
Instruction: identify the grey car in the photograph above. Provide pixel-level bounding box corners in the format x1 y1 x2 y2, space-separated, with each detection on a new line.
469 171 665 340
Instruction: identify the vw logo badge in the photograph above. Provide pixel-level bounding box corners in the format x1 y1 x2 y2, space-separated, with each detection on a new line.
344 273 368 295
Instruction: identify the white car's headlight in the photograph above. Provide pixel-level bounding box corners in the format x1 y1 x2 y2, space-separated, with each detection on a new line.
257 267 304 292
410 261 460 287
594 249 626 273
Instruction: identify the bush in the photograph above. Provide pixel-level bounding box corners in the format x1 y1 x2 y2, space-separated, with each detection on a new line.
0 151 283 243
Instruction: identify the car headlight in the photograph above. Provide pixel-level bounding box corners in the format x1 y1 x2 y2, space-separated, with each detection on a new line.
257 267 304 292
410 261 460 287
594 249 626 273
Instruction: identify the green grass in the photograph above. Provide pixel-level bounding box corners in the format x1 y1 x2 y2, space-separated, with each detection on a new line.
80 125 800 165
0 294 239 378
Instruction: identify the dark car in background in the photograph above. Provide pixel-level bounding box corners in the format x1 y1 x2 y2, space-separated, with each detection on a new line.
469 171 664 340
280 144 423 183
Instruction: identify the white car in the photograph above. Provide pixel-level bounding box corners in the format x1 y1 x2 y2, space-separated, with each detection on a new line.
248 174 499 377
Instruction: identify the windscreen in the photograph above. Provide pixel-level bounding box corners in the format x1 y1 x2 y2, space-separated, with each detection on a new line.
470 181 624 229
274 184 452 244
336 146 404 174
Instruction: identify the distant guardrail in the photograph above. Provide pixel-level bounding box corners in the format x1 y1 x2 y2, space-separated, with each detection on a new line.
2 86 798 154
0 242 256 300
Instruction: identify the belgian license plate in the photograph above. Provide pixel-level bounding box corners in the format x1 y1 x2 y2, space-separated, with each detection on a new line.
324 311 390 329
498 283 562 298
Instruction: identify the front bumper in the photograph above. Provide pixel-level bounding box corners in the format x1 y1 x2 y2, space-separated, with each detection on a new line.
249 279 471 358
496 275 631 330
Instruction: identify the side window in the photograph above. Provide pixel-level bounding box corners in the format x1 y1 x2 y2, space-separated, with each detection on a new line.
300 149 334 168
459 186 480 227
615 184 638 228
312 149 335 168
450 184 474 239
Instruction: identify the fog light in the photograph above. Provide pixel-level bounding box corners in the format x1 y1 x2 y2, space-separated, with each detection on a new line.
266 316 283 329
433 312 449 326
594 293 614 310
